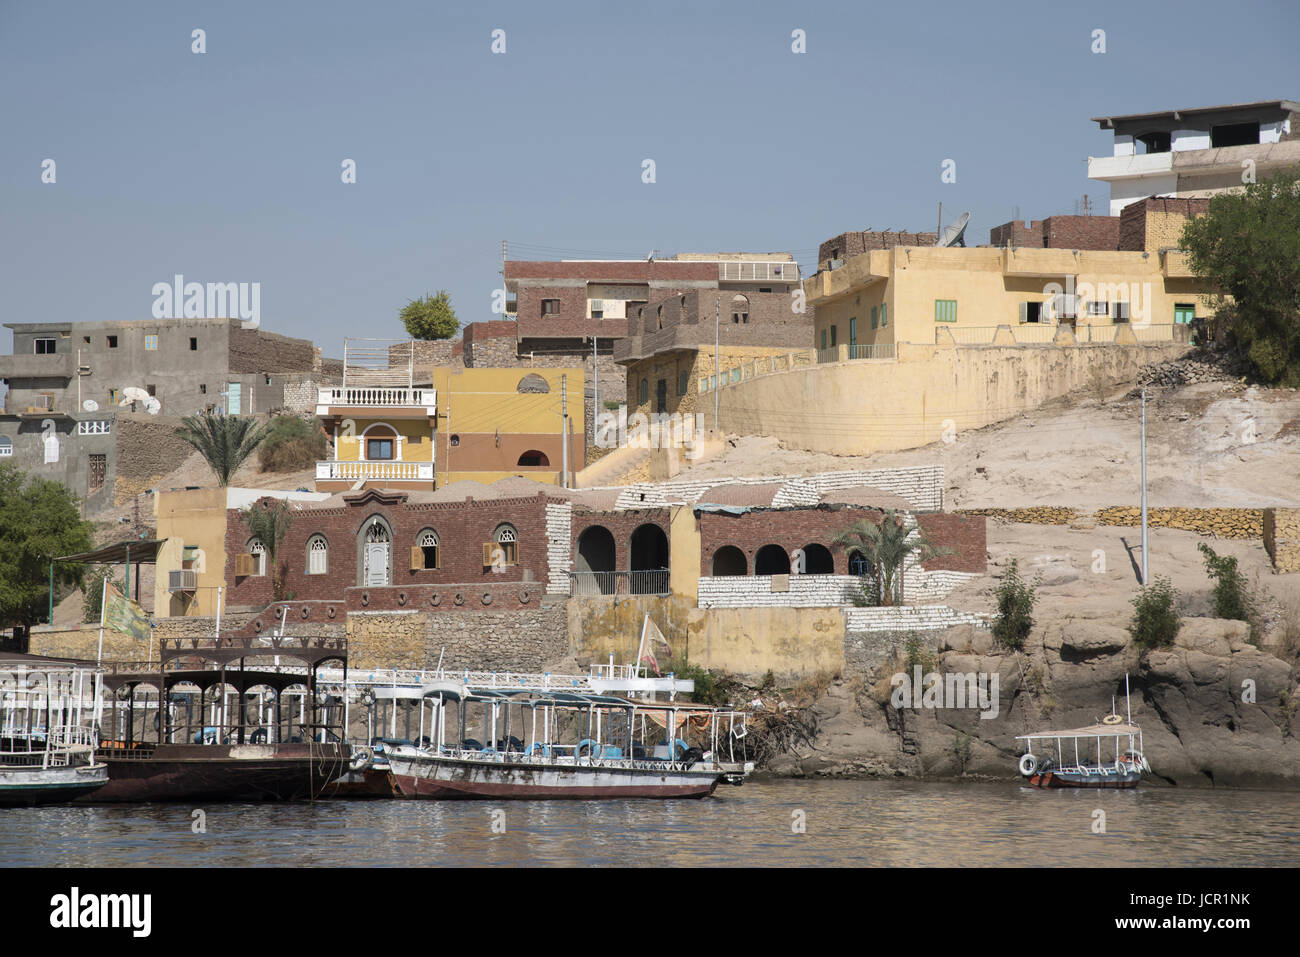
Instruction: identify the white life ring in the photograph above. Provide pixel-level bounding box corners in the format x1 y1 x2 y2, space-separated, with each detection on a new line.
349 746 374 772
1019 753 1038 776
1102 714 1123 725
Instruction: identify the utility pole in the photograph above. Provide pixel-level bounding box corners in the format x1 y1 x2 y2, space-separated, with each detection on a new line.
1140 387 1149 585
592 336 598 435
560 373 569 488
713 295 720 431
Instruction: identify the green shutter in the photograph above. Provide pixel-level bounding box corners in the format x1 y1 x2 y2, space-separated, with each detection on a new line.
881 303 887 327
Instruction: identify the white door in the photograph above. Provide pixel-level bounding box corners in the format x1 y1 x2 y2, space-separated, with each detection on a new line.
365 543 389 586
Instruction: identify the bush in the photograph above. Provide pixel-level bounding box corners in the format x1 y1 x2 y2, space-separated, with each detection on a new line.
672 660 728 706
1198 542 1263 643
258 415 327 473
903 632 937 673
1128 576 1182 650
992 559 1038 650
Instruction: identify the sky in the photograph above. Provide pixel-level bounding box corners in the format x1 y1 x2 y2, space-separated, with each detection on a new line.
2 0 1297 355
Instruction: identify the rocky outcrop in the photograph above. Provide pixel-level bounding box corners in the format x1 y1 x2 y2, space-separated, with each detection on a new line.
765 616 1299 788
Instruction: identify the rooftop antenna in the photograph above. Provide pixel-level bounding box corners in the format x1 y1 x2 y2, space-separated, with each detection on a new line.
935 211 970 248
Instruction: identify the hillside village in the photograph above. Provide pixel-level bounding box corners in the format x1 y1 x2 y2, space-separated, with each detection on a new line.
4 98 1300 787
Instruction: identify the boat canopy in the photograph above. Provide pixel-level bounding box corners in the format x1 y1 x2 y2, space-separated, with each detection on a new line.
1016 722 1141 739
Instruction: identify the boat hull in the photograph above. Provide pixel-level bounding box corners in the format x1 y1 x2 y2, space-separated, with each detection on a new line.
323 768 399 799
388 751 723 800
1025 769 1142 789
81 743 350 803
0 764 109 806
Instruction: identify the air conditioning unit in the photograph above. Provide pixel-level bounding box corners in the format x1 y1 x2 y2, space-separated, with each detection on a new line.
589 299 605 311
168 569 198 592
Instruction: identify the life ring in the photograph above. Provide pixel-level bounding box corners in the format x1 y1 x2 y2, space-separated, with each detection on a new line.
576 739 601 759
253 620 263 634
453 592 464 606
525 742 551 758
519 590 531 604
430 593 442 607
300 605 310 620
1019 753 1038 776
482 592 492 605
349 746 374 772
361 591 370 607
397 591 407 606
1102 714 1123 725
326 606 336 619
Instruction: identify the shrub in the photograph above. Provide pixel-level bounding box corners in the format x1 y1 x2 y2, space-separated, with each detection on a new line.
903 631 937 673
1198 542 1263 643
672 660 727 706
1128 576 1182 650
258 415 327 473
992 559 1038 650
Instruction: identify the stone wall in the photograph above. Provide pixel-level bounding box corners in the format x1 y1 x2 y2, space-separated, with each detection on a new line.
346 601 568 671
819 231 938 265
1263 508 1300 572
959 505 1263 539
114 413 200 504
227 326 316 375
1118 197 1210 253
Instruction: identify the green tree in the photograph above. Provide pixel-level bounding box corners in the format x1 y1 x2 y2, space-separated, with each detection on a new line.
240 498 296 600
1198 542 1262 643
833 510 950 606
175 412 269 486
1128 576 1182 651
0 464 95 629
399 291 459 341
258 414 327 473
1181 172 1300 385
991 558 1039 651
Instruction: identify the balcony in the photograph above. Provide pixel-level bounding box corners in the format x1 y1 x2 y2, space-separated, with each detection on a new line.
315 387 436 416
316 460 435 483
717 261 800 283
569 570 670 597
168 569 197 593
0 353 73 380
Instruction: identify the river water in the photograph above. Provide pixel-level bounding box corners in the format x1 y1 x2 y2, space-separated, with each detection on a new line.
2 779 1297 867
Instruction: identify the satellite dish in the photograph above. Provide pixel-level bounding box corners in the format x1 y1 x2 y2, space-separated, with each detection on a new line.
144 398 161 415
82 399 99 412
121 386 150 403
936 211 970 248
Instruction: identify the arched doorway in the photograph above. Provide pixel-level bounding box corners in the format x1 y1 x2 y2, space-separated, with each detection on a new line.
796 543 834 574
630 523 669 594
754 544 790 575
575 525 616 595
711 545 747 576
359 516 392 587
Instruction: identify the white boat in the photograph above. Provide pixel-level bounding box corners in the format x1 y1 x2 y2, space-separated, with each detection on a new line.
1016 675 1152 789
0 661 108 806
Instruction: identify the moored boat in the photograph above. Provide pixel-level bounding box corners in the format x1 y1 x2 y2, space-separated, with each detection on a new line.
1016 676 1151 789
0 663 108 806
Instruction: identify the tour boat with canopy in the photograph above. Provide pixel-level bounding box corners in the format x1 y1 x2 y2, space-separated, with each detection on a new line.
1016 676 1151 789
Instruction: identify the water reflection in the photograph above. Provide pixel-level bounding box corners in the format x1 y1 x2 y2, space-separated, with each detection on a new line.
1 780 1297 868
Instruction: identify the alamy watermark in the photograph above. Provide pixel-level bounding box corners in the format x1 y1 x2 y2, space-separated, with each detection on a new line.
1042 276 1152 326
151 275 260 327
595 408 707 459
890 665 1000 719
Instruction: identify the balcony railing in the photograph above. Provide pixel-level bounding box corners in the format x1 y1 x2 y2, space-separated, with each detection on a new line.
316 387 436 409
848 343 897 360
168 569 197 593
569 570 670 597
718 261 800 283
316 460 435 482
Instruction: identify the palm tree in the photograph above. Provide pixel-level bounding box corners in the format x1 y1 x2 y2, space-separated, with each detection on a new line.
241 498 295 600
833 509 951 606
175 412 268 486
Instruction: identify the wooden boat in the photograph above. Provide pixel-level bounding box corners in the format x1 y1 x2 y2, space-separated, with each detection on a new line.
1016 676 1151 789
0 664 108 806
383 682 751 800
83 634 351 803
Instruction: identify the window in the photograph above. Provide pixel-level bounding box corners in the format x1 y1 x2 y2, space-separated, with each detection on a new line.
307 536 328 575
849 318 857 345
678 370 689 396
1020 302 1043 324
248 539 267 576
820 329 827 350
1210 122 1259 148
934 300 957 323
367 437 394 460
1087 300 1109 317
78 420 111 435
656 305 664 330
107 336 118 348
517 450 549 467
107 388 118 405
638 378 649 404
731 294 749 325
871 307 878 330
412 530 439 570
541 299 560 315
829 325 837 347
146 384 156 396
0 437 11 457
34 338 56 355
144 334 158 351
1174 303 1196 325
88 454 106 492
82 336 91 345
449 434 460 446
759 287 772 293
591 311 603 319
881 303 887 328
1111 300 1131 321
487 524 519 566
200 384 207 394
190 337 198 351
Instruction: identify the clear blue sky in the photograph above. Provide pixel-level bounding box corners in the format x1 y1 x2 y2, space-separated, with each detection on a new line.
2 0 1297 354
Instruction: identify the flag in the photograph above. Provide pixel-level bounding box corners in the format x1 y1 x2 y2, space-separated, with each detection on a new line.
103 583 151 641
639 616 674 675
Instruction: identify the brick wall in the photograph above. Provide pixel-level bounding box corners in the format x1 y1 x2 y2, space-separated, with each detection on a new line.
1041 215 1120 250
990 220 1044 247
462 321 521 367
570 508 672 570
819 231 938 265
1118 197 1210 252
411 339 463 370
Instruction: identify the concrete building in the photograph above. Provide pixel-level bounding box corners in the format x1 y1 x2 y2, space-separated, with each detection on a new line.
1089 99 1300 216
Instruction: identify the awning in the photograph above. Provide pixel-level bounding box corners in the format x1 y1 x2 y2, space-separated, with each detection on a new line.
55 538 166 564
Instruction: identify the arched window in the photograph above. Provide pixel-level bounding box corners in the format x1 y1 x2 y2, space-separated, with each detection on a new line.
656 305 664 330
849 550 872 576
796 543 834 574
366 523 390 543
754 544 790 576
363 424 397 461
638 379 649 404
731 294 749 325
248 539 267 577
517 450 549 467
486 523 518 568
711 545 747 577
413 529 439 571
306 535 328 575
516 374 550 394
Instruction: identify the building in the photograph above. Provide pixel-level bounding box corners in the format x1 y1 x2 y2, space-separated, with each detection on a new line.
313 339 584 493
807 199 1215 353
1089 99 1300 216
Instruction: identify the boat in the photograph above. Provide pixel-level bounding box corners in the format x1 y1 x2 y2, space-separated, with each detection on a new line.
383 681 752 800
1016 675 1151 789
82 634 351 802
0 661 109 806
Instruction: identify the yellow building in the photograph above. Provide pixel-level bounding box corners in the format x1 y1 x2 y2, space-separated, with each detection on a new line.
808 204 1215 351
313 339 583 492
